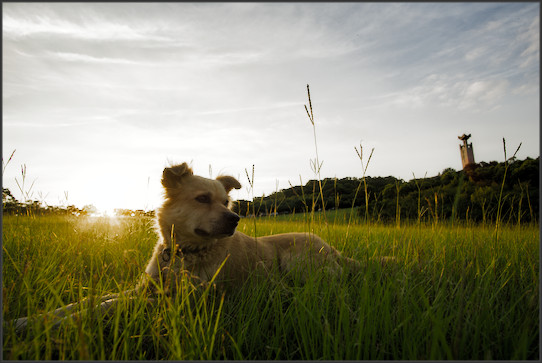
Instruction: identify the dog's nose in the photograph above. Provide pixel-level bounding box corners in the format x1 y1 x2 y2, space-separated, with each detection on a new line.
219 212 240 237
225 212 240 225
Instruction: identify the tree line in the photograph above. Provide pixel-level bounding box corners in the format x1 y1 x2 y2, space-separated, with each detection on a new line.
2 188 99 217
232 156 539 225
2 189 155 218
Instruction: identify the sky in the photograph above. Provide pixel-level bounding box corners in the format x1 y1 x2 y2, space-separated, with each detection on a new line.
2 2 540 215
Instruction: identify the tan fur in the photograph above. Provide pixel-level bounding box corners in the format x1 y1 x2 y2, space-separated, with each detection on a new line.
144 162 361 289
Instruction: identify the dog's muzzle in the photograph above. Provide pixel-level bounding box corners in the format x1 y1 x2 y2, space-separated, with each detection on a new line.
219 211 240 236
194 211 240 238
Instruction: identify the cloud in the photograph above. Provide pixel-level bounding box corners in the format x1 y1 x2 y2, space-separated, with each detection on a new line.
464 46 488 62
518 16 540 69
50 51 148 65
3 113 114 129
2 11 171 42
194 101 303 116
459 79 508 110
360 4 538 112
512 82 539 96
379 74 510 111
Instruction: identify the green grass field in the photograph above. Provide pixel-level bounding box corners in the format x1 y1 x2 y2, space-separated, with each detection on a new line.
2 213 539 360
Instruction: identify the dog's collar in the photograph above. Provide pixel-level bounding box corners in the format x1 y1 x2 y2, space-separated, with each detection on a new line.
161 243 210 262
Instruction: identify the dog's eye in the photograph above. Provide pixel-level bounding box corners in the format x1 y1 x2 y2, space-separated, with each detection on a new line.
195 195 211 204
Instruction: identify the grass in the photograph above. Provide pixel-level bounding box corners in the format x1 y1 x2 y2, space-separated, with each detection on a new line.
2 213 539 360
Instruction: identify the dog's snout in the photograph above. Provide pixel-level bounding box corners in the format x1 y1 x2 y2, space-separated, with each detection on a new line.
225 212 240 225
214 211 240 237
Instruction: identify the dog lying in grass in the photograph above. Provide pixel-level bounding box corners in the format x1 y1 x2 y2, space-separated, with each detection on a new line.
144 162 362 290
10 162 385 334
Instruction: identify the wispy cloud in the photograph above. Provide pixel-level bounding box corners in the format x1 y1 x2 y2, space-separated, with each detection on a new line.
458 79 509 111
518 16 540 69
2 12 171 42
50 51 148 65
384 75 510 111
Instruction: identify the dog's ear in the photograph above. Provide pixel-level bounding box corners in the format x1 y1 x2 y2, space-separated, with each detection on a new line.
162 163 193 189
216 175 242 193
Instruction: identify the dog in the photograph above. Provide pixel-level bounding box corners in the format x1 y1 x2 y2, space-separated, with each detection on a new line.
142 162 362 291
9 162 368 334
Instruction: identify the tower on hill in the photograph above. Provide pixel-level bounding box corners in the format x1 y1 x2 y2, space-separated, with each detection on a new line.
458 133 475 169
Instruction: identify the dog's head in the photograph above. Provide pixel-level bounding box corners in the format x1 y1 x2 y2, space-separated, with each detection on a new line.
158 163 242 246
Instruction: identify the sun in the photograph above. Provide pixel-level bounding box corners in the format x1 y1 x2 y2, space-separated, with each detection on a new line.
86 207 119 218
101 207 119 218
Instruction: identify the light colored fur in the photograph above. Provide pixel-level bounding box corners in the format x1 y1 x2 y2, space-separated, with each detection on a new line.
142 162 361 289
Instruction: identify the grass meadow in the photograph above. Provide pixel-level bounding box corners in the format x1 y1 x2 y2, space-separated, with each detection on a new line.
2 211 539 360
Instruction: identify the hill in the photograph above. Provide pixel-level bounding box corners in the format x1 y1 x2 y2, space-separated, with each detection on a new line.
232 156 539 224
